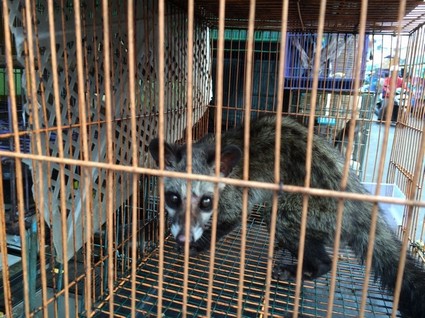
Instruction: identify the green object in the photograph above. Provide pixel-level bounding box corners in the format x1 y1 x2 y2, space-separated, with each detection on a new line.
210 29 280 42
0 68 23 96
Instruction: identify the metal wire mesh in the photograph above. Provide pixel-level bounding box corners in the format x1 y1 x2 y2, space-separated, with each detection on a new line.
0 0 424 317
91 208 401 317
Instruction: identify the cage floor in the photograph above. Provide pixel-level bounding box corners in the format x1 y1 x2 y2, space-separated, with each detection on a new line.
92 208 400 317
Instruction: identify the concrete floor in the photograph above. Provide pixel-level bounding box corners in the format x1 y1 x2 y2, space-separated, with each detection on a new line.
363 118 396 183
364 114 424 242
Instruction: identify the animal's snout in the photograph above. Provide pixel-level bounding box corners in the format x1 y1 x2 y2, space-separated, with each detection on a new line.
175 232 193 245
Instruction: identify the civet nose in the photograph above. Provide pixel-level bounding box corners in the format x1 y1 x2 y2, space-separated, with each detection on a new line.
176 233 187 245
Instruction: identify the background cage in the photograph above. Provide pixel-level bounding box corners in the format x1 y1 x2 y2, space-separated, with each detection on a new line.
0 0 424 317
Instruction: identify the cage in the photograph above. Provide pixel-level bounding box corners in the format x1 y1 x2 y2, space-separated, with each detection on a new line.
0 0 424 318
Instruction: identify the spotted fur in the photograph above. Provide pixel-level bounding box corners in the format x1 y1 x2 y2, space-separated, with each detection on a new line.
149 115 425 318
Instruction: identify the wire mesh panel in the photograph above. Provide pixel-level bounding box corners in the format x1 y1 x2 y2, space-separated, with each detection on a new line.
1 0 211 316
386 24 425 247
210 30 376 178
0 0 424 318
92 209 402 318
5 0 211 264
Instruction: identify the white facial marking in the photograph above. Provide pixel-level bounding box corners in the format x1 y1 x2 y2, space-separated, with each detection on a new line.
192 225 204 242
170 223 180 239
200 211 213 225
192 182 202 197
166 208 176 217
180 183 187 195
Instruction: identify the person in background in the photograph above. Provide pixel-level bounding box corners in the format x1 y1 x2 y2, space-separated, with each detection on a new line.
377 71 404 122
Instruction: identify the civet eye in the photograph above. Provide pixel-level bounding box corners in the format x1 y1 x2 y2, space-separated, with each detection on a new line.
199 195 213 211
165 192 181 209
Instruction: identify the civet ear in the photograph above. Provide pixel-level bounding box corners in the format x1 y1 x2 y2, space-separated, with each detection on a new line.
220 145 242 176
148 138 182 169
207 145 242 177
